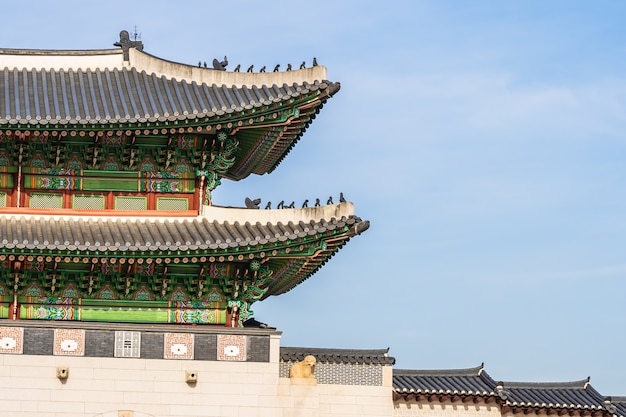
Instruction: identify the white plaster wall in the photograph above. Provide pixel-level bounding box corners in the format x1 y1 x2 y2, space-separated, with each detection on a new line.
0 48 328 87
0 49 123 71
128 49 328 87
2 202 355 224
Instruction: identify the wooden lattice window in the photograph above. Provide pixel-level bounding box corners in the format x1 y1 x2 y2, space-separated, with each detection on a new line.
0 191 6 207
73 194 106 210
156 197 189 211
115 196 147 210
29 193 62 209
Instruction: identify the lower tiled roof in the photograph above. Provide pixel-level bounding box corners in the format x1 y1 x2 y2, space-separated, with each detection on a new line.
0 214 364 252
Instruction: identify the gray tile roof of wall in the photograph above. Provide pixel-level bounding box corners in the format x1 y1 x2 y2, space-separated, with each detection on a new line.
0 214 364 252
499 379 606 410
0 67 336 125
393 366 614 414
606 397 626 416
280 347 396 365
393 365 497 396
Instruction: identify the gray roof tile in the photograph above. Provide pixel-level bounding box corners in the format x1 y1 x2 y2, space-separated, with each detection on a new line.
280 347 395 365
393 366 612 413
0 67 336 125
0 214 365 253
393 366 496 396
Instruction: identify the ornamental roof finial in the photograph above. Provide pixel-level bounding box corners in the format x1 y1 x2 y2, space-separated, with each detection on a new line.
114 29 144 61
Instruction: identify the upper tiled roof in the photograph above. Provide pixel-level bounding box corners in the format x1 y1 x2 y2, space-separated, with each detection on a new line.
281 347 396 365
0 37 339 179
0 66 336 126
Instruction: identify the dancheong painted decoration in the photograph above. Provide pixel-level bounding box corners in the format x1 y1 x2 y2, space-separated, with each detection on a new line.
0 31 369 326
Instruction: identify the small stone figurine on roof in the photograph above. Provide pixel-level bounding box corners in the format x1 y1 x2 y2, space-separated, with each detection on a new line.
212 56 228 71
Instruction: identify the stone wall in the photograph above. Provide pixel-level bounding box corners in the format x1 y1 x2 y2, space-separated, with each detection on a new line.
0 321 394 417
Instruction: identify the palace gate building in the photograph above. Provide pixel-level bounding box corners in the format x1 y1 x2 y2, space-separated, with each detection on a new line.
0 31 623 417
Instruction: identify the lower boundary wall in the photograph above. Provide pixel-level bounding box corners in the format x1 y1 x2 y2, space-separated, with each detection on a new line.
0 320 393 417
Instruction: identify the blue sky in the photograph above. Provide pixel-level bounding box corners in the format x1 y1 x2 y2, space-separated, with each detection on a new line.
2 0 626 394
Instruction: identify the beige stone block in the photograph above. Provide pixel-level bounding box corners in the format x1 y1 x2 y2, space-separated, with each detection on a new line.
63 377 116 392
246 361 276 373
242 381 279 396
0 387 51 402
144 358 185 371
229 370 265 385
6 375 63 390
292 393 319 409
357 404 394 416
115 379 155 393
356 394 394 406
153 379 219 395
83 402 151 416
91 404 166 417
9 364 55 378
136 369 177 382
57 356 103 369
258 406 285 417
164 390 202 405
331 402 392 416
237 405 267 417
124 390 184 406
0 400 20 414
319 394 357 405
262 371 280 385
19 399 39 413
283 407 320 417
194 380 245 394
182 369 227 384
53 389 125 404
205 360 249 373
259 393 293 408
30 400 86 413
277 379 291 397
222 393 260 407
329 402 369 415
2 354 56 366
93 367 136 381
218 405 241 417
169 403 222 416
101 357 147 370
